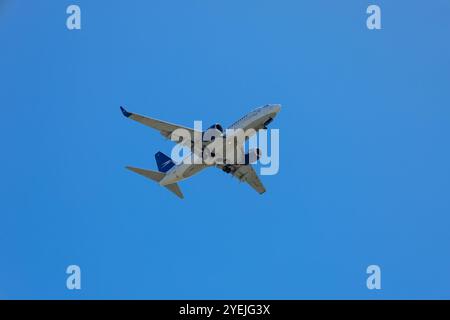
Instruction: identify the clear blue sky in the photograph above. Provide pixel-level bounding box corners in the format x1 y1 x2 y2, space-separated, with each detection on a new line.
1 0 450 299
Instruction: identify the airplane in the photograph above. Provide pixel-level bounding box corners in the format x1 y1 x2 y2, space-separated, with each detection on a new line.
120 104 281 199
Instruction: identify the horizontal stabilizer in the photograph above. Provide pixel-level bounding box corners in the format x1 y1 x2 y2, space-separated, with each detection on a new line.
165 183 184 199
126 166 184 199
126 166 164 182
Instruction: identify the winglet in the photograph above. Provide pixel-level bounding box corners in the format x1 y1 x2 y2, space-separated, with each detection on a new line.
120 106 132 118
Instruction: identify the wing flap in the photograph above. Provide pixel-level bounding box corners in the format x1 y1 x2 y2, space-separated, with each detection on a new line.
120 106 200 146
217 164 266 194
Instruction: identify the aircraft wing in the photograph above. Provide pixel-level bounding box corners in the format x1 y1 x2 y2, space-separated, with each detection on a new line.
217 164 266 194
120 106 202 147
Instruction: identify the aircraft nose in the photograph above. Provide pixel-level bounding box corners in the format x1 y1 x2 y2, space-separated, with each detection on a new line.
271 104 281 113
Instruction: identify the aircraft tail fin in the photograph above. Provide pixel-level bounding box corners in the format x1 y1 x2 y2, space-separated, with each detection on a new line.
125 166 184 199
155 151 175 173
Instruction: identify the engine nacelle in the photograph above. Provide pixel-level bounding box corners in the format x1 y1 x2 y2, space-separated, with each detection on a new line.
209 123 223 133
244 148 261 165
203 123 224 142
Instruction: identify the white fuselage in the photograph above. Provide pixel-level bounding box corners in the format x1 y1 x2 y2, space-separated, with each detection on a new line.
159 104 281 186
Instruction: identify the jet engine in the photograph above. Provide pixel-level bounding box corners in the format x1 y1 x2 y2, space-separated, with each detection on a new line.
244 148 262 165
203 123 223 142
222 148 261 174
